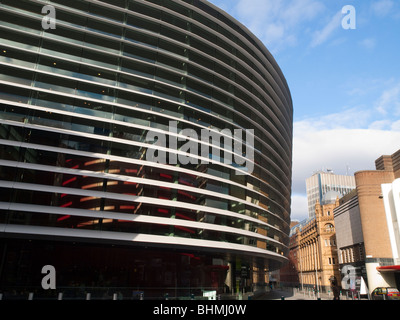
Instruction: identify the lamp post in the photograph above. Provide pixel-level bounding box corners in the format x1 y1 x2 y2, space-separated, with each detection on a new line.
313 241 320 299
298 246 304 292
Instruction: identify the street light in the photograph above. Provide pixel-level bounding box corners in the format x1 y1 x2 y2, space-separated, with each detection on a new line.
298 246 304 292
314 241 320 299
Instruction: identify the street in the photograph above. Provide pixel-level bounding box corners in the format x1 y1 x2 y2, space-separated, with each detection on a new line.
253 288 367 300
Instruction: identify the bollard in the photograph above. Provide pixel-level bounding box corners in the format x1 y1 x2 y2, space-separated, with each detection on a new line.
140 292 144 300
28 292 34 300
165 293 169 300
86 292 91 300
113 293 118 300
58 292 63 300
0 293 3 300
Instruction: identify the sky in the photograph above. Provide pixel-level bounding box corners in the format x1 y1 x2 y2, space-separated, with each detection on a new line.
207 0 400 221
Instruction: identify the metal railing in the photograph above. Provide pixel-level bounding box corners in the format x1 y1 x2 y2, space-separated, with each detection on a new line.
0 285 255 300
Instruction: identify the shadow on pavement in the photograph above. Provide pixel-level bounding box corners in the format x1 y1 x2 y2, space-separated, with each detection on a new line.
254 288 331 300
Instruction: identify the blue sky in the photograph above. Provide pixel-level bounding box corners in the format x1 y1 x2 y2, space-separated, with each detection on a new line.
207 0 400 221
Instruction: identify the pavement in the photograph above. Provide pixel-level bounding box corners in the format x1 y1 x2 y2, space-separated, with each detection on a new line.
252 288 364 300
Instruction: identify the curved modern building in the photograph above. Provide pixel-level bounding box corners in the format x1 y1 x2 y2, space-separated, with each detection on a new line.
0 0 292 299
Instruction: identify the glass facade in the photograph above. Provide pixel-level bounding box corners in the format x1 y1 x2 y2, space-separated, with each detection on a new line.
306 171 356 218
0 0 293 298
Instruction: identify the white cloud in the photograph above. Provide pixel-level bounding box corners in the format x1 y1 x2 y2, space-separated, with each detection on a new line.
391 120 400 131
359 38 376 49
310 10 342 47
233 0 325 53
368 120 393 130
371 0 394 17
291 80 400 221
375 82 400 115
292 124 400 198
296 106 372 130
290 193 308 222
281 0 325 25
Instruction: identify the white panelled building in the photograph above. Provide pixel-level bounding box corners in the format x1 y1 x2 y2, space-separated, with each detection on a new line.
306 170 356 218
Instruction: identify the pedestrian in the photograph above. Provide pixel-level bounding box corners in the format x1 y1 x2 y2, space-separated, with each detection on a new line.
330 279 340 300
332 285 340 300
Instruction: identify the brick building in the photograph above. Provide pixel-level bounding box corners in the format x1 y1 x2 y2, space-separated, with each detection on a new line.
282 194 341 293
334 148 400 295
